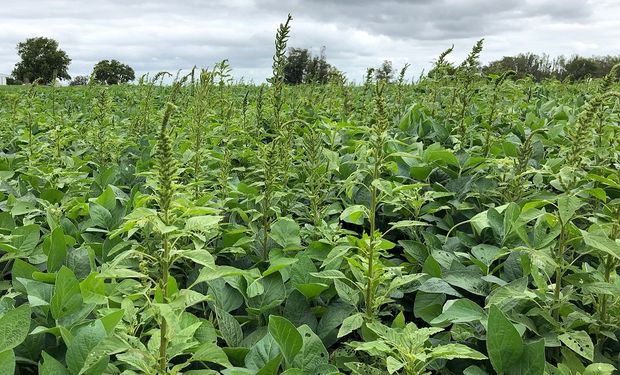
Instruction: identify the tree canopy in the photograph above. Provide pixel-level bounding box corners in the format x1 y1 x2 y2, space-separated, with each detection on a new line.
375 60 395 82
482 53 620 81
70 75 90 86
12 37 71 84
283 47 340 84
93 59 136 84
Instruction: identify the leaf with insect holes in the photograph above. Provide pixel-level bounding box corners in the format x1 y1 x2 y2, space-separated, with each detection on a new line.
559 331 594 361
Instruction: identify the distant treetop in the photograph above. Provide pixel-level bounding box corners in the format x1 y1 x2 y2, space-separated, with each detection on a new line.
93 59 136 85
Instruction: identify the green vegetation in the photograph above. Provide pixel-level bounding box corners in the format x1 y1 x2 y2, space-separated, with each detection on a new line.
483 53 620 81
93 60 136 85
1 16 620 375
12 37 71 84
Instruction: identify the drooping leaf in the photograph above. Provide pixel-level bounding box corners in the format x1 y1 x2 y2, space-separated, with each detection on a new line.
487 305 523 374
268 315 303 366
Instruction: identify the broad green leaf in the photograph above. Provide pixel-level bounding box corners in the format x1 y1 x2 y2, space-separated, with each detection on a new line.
295 283 329 299
79 272 107 305
417 277 462 297
89 203 113 230
386 356 404 374
245 333 280 370
558 331 594 361
95 185 116 211
65 320 107 374
389 220 429 231
256 355 284 375
583 363 616 375
463 365 489 375
268 315 303 366
582 232 620 260
100 310 124 334
487 305 523 374
502 202 521 239
508 339 545 375
40 351 71 375
45 227 67 272
269 218 301 249
488 208 504 238
0 349 15 375
337 313 364 338
557 195 583 225
216 308 243 347
51 266 83 320
280 369 305 375
193 265 247 286
430 298 486 325
11 224 40 255
334 279 360 306
414 292 445 323
185 215 223 232
292 325 328 373
339 205 367 225
429 343 487 360
191 342 232 368
178 249 216 267
263 257 298 277
0 304 31 352
18 278 54 307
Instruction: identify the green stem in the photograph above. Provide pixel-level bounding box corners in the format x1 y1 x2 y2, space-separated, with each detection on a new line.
553 227 567 322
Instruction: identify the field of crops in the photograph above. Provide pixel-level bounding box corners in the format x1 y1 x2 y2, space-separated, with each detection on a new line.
1 23 620 375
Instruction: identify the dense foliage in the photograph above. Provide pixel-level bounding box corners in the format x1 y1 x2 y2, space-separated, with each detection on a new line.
93 60 136 85
12 37 72 84
1 18 620 375
284 47 340 84
483 53 620 82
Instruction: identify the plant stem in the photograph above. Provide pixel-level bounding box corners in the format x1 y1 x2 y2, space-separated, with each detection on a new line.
553 227 567 322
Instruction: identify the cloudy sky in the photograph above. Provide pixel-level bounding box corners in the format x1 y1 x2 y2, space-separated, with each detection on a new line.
1 0 619 83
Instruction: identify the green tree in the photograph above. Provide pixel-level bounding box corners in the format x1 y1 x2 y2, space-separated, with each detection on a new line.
374 60 394 82
563 56 601 81
283 47 340 84
284 48 310 84
93 59 135 84
12 37 71 84
69 75 89 86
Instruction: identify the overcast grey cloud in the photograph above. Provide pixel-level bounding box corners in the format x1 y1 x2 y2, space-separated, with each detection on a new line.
1 0 619 83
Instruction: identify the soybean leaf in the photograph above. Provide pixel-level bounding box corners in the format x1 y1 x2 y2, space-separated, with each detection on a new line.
558 331 594 361
0 350 15 375
269 218 301 249
51 266 83 320
487 305 523 374
268 315 303 367
0 304 31 352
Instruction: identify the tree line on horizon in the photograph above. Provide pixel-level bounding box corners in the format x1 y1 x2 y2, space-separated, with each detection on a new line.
4 36 620 86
